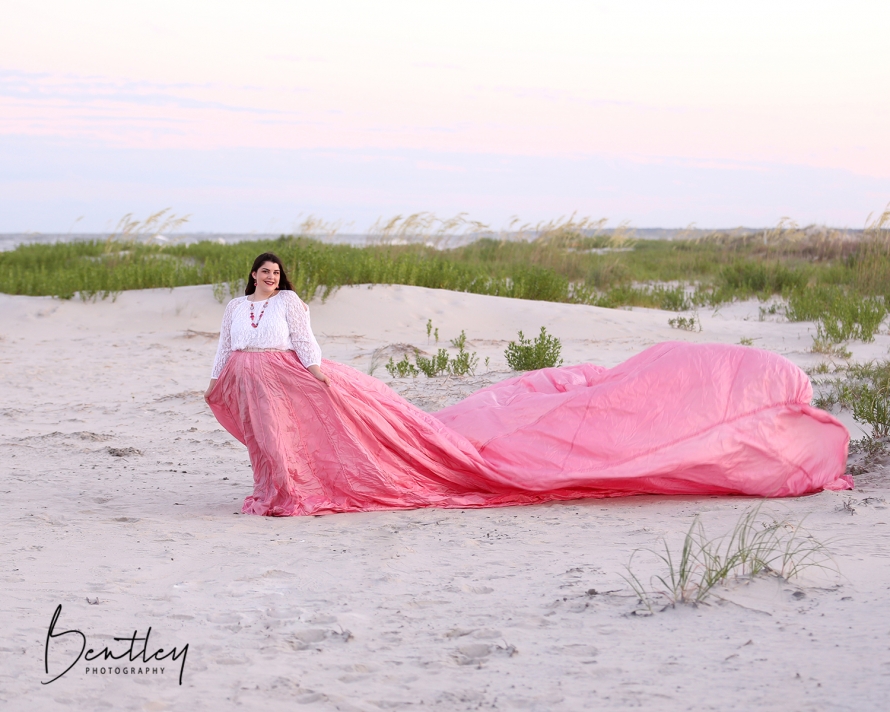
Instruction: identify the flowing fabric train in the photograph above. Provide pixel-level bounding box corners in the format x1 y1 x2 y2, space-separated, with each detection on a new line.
206 342 851 516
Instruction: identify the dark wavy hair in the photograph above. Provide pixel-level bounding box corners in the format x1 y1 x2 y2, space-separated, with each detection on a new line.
245 252 295 296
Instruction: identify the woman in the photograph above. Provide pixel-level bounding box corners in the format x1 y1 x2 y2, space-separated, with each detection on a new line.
205 253 852 517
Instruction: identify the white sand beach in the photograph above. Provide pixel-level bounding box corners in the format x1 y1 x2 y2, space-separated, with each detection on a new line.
1 284 889 711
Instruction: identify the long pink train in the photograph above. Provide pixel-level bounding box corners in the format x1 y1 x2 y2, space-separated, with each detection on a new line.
207 341 852 517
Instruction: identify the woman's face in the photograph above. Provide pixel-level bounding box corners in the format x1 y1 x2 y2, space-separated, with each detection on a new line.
252 261 281 291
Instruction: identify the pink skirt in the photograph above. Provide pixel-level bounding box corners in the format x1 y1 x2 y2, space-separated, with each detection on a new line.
206 343 852 517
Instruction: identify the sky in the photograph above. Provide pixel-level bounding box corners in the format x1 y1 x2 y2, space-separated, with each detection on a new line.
1 0 889 233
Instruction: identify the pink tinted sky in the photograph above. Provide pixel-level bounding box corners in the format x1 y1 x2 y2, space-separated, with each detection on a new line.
1 0 888 231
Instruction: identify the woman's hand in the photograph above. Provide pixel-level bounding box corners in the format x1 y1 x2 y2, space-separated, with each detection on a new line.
308 365 331 387
204 379 217 403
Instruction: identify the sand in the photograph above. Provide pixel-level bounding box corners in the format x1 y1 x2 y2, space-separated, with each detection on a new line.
1 284 889 711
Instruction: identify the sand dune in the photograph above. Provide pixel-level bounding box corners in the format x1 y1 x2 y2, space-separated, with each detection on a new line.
1 284 888 711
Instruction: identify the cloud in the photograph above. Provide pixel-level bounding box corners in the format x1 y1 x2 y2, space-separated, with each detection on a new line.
415 160 466 173
0 70 302 117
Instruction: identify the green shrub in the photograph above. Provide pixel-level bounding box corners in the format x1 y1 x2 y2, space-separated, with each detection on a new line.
504 327 563 371
668 315 700 332
655 286 692 311
385 355 419 378
787 285 887 343
718 261 809 295
448 348 479 376
415 349 452 377
852 385 890 437
505 265 569 302
447 331 479 376
813 359 890 436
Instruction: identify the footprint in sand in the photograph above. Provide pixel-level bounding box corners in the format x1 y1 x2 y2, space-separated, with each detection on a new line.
289 628 353 651
453 642 518 665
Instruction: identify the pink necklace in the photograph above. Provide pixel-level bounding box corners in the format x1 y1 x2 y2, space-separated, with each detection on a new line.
249 296 270 328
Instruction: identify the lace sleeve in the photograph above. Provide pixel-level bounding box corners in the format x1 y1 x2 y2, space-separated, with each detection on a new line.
210 300 236 379
283 291 322 367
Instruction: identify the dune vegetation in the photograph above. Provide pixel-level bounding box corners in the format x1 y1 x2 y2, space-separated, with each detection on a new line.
2 210 887 297
2 208 889 352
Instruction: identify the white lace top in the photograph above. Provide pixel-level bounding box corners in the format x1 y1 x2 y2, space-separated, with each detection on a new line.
210 290 322 378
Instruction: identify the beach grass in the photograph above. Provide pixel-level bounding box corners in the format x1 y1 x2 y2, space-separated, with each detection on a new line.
624 506 834 609
2 211 889 333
